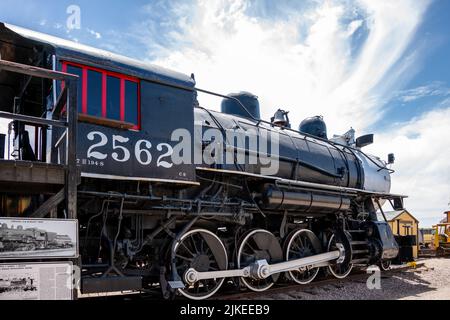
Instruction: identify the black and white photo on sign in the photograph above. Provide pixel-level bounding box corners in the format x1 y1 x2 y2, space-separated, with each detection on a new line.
0 263 73 300
0 270 38 300
0 218 78 259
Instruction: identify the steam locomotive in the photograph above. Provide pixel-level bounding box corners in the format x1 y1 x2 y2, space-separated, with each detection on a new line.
0 277 36 293
0 224 73 252
0 23 405 300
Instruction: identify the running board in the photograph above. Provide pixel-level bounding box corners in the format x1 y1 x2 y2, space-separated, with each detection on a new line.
184 247 344 285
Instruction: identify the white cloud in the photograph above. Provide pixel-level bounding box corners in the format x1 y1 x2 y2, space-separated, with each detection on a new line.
396 81 450 103
139 0 431 134
87 28 102 40
346 19 363 36
366 107 450 227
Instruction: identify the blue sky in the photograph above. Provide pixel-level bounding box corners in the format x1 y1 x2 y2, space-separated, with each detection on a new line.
381 0 450 128
1 0 448 129
0 0 449 226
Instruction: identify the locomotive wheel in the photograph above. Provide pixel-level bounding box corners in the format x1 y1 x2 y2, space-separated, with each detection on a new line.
327 234 353 279
173 229 228 300
284 229 320 285
237 229 283 292
379 260 391 271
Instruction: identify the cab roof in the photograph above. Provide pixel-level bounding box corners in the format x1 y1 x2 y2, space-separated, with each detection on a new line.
0 22 195 88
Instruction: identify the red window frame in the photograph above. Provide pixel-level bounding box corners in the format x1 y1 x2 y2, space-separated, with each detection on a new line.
62 61 141 130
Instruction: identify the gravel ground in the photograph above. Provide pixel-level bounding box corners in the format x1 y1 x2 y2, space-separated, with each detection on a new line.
249 258 450 300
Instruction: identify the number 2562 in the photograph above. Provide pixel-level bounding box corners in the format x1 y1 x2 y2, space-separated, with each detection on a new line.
86 131 174 168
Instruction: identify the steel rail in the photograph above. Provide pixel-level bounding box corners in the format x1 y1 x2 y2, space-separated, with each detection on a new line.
215 262 425 300
78 262 424 301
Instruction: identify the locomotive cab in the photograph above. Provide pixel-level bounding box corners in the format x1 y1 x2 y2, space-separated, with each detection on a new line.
0 22 199 188
0 23 53 164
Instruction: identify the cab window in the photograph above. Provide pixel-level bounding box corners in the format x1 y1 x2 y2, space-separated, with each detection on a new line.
62 62 140 130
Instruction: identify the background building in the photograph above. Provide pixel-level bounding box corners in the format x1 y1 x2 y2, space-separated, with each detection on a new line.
378 210 419 259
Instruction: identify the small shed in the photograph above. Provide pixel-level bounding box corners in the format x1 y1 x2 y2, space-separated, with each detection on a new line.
377 210 419 259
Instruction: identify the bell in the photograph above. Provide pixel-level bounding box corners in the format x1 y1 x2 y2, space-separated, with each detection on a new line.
271 109 290 128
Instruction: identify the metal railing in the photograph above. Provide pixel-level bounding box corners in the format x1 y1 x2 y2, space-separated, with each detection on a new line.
0 59 79 219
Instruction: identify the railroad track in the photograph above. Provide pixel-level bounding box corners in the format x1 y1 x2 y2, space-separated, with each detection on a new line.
213 263 425 300
81 263 424 301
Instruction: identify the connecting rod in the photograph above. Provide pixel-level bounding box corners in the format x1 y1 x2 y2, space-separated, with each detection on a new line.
184 245 344 285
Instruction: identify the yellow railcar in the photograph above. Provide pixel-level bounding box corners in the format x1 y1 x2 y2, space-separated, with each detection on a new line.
432 223 450 256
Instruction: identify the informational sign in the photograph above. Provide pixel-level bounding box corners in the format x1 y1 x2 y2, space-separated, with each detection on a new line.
0 218 78 259
0 262 73 300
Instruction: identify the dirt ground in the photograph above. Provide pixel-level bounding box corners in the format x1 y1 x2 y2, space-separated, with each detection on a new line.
250 258 450 300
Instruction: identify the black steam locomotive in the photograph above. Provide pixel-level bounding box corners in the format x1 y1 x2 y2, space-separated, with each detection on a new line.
0 277 36 293
0 224 72 252
0 23 404 299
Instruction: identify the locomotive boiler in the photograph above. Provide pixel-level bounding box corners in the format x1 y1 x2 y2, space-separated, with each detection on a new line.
0 22 405 300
